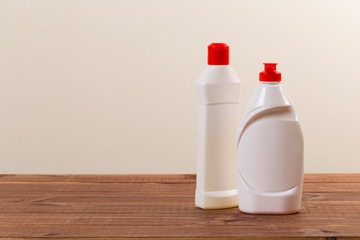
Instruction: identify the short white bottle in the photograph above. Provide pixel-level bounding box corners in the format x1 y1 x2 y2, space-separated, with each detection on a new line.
195 43 241 209
236 63 304 214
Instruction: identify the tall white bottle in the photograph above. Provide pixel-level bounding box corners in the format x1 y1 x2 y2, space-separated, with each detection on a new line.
195 43 241 209
236 63 304 214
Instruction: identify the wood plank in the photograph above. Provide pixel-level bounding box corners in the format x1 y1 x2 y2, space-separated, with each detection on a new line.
0 224 359 238
1 182 360 193
0 192 358 202
0 182 195 192
303 173 360 183
303 182 360 192
0 200 360 214
0 212 359 226
0 192 359 204
0 238 346 240
1 173 360 183
0 174 196 183
0 191 195 197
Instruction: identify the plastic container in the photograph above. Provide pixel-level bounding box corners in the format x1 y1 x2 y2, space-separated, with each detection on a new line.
195 43 241 209
235 63 304 214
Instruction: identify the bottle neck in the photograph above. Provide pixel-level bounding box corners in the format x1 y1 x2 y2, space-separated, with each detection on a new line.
206 64 231 68
260 81 281 85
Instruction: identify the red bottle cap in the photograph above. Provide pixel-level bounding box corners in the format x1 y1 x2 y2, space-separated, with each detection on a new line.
259 63 282 82
208 43 229 65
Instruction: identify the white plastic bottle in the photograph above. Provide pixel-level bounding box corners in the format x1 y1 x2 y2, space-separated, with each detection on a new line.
236 63 304 214
195 43 241 209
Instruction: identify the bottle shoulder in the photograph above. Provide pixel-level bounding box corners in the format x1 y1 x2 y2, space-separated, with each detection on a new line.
236 83 300 148
196 65 241 105
246 83 291 109
196 65 241 86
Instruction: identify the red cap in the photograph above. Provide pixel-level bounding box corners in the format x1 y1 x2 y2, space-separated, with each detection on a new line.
259 63 281 82
208 43 229 65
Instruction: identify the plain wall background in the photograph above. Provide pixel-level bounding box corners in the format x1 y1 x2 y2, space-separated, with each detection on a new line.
0 0 359 174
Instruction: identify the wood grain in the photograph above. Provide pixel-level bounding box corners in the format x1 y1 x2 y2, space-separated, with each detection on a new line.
0 174 359 239
0 173 359 183
0 174 197 183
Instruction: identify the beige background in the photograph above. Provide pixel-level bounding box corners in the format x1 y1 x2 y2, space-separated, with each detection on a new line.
0 0 359 173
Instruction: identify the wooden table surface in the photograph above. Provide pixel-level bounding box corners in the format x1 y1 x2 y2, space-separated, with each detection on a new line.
0 174 359 239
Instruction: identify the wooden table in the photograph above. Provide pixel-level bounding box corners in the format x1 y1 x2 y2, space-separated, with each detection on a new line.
0 174 359 239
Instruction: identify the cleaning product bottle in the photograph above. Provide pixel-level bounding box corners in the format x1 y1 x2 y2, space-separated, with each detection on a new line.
195 43 241 209
236 63 304 214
